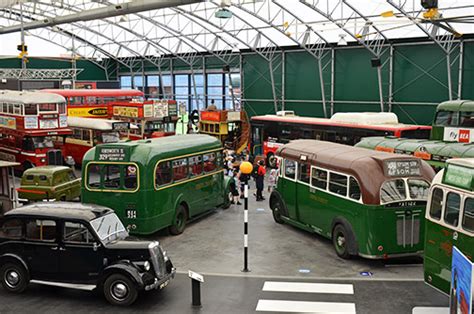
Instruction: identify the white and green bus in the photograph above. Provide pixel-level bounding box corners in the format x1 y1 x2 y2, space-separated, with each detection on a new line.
424 158 474 294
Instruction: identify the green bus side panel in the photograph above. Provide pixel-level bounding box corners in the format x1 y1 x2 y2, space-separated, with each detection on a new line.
424 220 474 295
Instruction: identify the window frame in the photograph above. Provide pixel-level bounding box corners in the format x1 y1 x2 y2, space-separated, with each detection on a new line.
283 159 297 182
62 221 97 245
443 191 461 227
25 219 57 242
85 162 140 193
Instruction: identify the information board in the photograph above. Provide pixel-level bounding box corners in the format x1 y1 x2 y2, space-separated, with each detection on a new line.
98 147 127 161
112 122 130 131
0 116 16 130
443 164 474 191
384 159 421 177
168 102 178 116
113 106 139 118
24 116 38 129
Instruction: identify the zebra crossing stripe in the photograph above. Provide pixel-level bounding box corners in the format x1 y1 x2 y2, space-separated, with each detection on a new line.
412 307 448 314
263 281 354 295
256 299 356 313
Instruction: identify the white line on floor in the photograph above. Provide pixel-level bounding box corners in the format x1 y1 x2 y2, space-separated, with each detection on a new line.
412 307 448 314
256 299 356 313
263 281 354 295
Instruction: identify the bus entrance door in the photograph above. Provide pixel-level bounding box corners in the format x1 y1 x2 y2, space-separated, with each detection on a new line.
281 159 298 220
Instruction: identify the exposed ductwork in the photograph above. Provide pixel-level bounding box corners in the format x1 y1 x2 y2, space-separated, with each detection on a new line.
0 0 204 35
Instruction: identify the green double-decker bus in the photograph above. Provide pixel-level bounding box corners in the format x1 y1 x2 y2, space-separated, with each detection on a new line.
424 158 474 294
81 134 231 235
270 140 435 259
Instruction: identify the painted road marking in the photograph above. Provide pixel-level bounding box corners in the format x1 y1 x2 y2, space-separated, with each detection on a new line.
263 281 354 295
412 307 448 314
256 299 356 313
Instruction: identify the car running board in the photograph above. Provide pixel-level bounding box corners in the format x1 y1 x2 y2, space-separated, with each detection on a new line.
30 280 96 291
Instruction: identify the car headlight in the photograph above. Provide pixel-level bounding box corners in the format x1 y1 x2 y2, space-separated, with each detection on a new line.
144 261 151 271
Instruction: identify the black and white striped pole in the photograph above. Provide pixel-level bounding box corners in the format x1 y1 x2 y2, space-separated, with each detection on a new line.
239 161 253 273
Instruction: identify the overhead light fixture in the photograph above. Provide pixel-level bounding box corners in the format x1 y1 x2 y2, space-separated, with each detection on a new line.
215 8 232 19
338 34 347 46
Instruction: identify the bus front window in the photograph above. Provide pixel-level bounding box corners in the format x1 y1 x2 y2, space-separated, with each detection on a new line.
101 132 120 143
434 111 458 126
32 136 54 149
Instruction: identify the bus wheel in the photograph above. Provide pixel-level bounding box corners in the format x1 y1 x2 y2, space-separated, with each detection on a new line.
222 191 232 209
332 224 352 259
271 200 284 224
169 204 188 235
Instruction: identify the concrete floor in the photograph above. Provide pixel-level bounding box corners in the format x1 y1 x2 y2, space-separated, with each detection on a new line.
0 273 448 313
144 182 425 281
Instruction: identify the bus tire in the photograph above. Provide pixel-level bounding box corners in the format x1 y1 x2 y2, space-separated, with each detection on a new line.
332 224 352 259
169 204 188 235
270 192 286 224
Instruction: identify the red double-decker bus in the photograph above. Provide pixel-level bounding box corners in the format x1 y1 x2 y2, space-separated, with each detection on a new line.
41 89 144 119
250 111 432 166
0 90 72 171
42 89 178 140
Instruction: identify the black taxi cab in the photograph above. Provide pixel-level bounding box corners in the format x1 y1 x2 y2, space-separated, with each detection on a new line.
0 202 175 306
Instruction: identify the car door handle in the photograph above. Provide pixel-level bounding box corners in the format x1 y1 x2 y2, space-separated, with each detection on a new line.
51 247 58 250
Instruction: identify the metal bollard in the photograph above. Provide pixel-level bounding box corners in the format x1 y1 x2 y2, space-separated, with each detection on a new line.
242 183 250 272
188 270 204 307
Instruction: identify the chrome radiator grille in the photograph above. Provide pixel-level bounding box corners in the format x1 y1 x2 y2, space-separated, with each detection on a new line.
149 241 165 277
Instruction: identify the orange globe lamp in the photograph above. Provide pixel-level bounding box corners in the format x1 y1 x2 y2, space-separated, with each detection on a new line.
240 161 253 175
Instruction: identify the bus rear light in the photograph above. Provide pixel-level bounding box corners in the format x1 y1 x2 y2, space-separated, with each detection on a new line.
377 245 384 252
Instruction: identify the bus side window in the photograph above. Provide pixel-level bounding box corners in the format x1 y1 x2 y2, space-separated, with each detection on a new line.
284 159 296 180
328 172 348 197
349 177 361 201
124 165 138 190
203 153 217 172
444 192 461 227
172 158 188 181
462 198 474 232
311 168 327 190
82 129 91 142
87 164 101 188
429 188 443 220
297 163 310 184
155 161 172 186
189 155 203 177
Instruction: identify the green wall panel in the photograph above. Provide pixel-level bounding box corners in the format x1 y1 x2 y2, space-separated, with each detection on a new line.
462 42 474 100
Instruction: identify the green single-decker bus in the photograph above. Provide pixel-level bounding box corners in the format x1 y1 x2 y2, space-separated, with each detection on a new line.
270 140 435 259
81 134 231 235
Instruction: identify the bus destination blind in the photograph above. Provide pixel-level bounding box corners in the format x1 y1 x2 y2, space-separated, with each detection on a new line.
98 148 127 161
384 160 421 177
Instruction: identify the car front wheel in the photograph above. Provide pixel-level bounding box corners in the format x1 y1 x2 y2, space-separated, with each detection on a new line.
0 262 29 293
103 273 138 306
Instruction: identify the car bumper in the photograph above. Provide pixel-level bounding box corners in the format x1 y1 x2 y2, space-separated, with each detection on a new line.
144 267 176 291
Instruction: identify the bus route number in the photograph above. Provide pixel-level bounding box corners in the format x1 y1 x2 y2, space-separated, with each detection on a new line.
127 210 137 219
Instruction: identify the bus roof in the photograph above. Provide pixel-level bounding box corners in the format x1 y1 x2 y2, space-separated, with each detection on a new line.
41 89 144 98
277 139 435 205
446 158 474 168
67 116 138 130
251 114 431 131
356 137 474 164
0 161 20 168
83 134 222 166
0 90 66 104
436 100 474 112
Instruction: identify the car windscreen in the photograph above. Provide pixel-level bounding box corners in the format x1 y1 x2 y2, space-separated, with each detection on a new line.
90 213 128 243
101 131 120 143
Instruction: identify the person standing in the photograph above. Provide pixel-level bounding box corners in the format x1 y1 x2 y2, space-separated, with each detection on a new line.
268 167 278 193
256 160 266 201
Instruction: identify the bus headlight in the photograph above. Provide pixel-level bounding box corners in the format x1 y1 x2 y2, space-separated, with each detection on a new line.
41 158 46 163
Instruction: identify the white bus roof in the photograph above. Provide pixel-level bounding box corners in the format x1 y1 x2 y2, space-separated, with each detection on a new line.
0 161 20 168
330 112 399 125
446 158 474 168
0 90 66 104
67 117 138 131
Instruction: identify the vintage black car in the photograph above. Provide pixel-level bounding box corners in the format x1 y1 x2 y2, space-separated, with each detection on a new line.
0 202 175 306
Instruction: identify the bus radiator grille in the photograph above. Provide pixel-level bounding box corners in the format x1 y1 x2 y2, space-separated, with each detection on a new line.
396 215 420 247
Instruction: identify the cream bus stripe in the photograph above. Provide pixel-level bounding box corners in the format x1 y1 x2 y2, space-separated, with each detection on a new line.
262 281 354 294
256 299 356 313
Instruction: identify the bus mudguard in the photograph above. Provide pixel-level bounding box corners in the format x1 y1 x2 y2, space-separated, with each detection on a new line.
101 262 144 289
331 217 359 255
172 194 189 220
270 190 289 217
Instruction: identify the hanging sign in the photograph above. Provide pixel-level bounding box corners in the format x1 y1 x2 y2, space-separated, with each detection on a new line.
444 127 474 143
